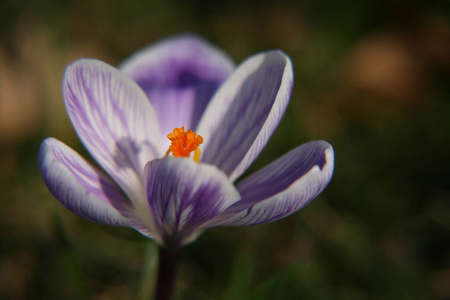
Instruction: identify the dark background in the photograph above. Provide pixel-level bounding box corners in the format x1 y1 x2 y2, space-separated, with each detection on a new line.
1 0 450 299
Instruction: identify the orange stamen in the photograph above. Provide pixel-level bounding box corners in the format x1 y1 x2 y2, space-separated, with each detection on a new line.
166 127 203 161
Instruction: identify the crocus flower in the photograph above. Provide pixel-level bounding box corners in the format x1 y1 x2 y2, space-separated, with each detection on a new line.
38 35 334 248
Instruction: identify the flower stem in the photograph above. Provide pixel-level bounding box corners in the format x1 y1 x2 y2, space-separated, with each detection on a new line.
137 242 158 300
155 246 180 300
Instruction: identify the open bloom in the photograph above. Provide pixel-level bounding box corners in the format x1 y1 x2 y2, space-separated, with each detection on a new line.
38 35 334 247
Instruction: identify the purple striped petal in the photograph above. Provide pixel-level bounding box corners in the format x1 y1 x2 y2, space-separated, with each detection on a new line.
38 138 132 227
213 141 334 226
63 59 163 203
197 51 293 182
120 35 235 143
144 157 240 245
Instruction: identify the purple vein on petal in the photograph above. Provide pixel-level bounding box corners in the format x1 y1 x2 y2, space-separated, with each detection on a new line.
63 59 162 202
144 157 240 245
212 141 334 226
198 50 293 182
120 35 235 142
38 138 133 227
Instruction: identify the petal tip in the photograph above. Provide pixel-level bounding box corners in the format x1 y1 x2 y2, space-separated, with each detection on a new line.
312 140 334 171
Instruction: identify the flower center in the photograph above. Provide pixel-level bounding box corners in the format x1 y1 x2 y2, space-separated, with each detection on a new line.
165 127 203 162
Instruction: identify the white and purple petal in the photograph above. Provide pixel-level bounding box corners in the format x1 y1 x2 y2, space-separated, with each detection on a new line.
213 141 334 226
120 35 235 141
38 138 132 227
63 59 162 202
144 157 240 245
198 50 293 182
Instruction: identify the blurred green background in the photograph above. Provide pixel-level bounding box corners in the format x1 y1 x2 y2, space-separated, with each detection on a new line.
1 0 450 299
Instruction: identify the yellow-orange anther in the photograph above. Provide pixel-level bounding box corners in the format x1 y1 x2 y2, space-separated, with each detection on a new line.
167 127 203 160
